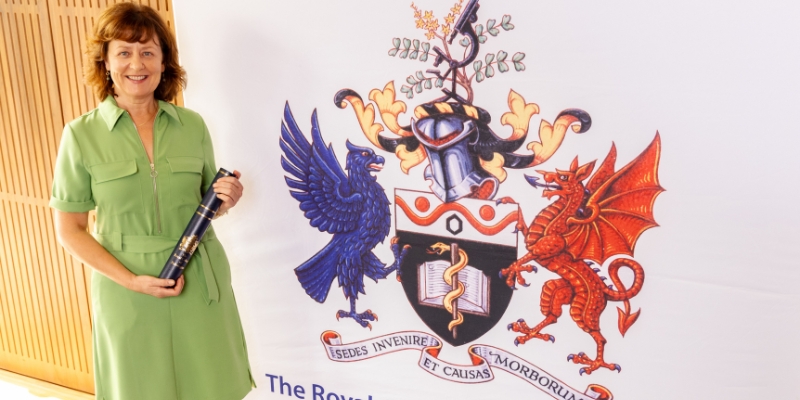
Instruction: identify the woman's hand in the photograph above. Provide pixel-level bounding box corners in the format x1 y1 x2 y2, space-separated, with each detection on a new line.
56 210 184 296
127 275 185 298
213 170 243 217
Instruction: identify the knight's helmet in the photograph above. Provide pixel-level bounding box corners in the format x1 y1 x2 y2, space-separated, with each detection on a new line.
410 102 499 203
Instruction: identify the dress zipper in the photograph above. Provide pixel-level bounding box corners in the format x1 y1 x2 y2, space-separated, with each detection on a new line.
149 164 162 234
132 112 162 234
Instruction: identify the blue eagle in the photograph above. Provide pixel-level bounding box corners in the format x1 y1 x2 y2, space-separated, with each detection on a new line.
280 103 407 329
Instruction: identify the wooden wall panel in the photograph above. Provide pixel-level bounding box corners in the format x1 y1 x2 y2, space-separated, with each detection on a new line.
0 0 177 394
0 0 94 392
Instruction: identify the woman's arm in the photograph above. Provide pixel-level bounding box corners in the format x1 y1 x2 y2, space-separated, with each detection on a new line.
54 210 184 298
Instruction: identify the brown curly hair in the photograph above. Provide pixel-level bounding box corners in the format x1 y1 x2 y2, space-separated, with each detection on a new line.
84 3 186 102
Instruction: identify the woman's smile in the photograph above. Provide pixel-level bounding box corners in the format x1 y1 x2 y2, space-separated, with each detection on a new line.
105 37 165 103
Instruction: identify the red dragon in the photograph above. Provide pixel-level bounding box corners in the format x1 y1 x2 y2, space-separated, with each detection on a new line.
497 133 663 375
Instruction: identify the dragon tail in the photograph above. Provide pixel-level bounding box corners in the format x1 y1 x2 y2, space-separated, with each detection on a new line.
602 258 644 301
617 300 641 337
602 258 645 336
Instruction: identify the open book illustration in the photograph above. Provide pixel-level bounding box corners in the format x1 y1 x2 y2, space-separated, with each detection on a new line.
418 260 490 316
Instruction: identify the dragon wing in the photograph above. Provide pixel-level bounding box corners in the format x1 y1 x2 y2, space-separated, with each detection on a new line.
564 133 663 264
280 103 362 234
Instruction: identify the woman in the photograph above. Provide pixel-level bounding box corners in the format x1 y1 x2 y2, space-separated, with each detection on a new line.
50 4 254 400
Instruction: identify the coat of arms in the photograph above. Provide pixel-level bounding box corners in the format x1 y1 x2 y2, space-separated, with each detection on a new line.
279 1 663 398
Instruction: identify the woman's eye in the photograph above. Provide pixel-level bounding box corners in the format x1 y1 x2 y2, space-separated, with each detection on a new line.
119 51 128 56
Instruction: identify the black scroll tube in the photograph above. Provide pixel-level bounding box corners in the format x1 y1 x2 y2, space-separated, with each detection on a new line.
159 168 233 283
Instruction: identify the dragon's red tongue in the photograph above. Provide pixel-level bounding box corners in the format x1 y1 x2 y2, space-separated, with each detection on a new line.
369 163 383 170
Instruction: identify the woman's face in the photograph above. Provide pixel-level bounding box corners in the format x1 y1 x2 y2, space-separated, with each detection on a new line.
105 36 165 103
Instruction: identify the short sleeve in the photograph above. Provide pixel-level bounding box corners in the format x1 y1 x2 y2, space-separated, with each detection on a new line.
49 124 96 212
200 118 218 193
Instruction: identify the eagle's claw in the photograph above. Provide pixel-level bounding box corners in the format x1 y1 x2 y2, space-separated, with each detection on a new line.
337 300 378 329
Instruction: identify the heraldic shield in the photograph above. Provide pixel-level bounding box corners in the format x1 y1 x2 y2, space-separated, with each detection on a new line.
395 189 519 346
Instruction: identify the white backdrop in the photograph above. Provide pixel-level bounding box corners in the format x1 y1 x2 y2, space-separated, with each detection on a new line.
172 1 800 399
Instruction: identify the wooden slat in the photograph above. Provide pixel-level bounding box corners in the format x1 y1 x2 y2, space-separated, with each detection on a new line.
0 5 23 198
0 202 21 358
0 13 16 197
34 207 62 370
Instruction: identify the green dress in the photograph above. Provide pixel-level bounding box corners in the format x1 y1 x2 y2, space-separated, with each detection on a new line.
49 96 254 400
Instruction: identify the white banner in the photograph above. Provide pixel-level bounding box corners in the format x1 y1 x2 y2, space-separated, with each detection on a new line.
173 0 800 399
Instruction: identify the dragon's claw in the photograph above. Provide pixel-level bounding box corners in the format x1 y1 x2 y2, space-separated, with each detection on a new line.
567 351 621 374
568 352 589 365
507 319 530 334
501 263 537 289
506 320 554 346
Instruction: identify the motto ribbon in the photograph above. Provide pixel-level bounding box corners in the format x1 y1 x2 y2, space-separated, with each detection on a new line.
320 330 613 400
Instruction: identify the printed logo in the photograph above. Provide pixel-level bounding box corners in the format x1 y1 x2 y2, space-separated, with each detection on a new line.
279 1 663 398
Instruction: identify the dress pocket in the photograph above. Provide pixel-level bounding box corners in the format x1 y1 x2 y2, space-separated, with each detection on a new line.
90 160 144 215
167 156 204 206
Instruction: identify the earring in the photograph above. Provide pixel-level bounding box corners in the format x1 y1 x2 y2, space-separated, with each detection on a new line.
106 71 110 81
